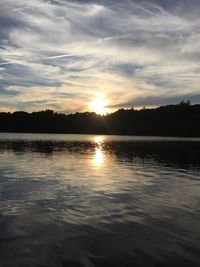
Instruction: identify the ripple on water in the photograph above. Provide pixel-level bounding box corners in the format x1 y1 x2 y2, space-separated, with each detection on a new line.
0 134 200 266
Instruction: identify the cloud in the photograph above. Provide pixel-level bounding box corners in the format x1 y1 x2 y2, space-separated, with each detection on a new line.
0 88 21 96
0 0 200 112
109 93 200 109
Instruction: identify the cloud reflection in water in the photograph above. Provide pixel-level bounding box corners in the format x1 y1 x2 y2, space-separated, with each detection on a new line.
0 134 200 267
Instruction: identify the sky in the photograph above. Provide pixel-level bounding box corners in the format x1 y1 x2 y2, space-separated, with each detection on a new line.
0 0 200 113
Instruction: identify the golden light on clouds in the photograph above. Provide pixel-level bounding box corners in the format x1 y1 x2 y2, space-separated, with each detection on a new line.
1 0 200 112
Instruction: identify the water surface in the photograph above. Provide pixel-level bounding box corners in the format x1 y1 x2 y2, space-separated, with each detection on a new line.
0 133 200 267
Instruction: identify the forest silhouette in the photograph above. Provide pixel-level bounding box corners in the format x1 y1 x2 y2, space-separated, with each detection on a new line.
0 102 200 137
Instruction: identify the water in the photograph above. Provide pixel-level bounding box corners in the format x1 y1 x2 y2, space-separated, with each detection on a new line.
0 133 200 267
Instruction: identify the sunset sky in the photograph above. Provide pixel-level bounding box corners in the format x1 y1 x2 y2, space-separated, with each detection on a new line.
0 0 200 113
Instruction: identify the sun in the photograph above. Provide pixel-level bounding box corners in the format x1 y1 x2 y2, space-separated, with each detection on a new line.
90 99 108 115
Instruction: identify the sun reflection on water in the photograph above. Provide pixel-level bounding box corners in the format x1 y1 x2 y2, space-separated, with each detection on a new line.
92 136 106 167
93 148 105 167
93 136 104 144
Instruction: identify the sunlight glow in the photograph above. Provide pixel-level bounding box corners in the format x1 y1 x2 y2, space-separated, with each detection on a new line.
92 148 105 167
94 136 104 144
90 99 108 115
91 136 106 167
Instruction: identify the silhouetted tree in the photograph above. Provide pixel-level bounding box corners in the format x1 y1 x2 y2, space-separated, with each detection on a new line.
0 103 200 137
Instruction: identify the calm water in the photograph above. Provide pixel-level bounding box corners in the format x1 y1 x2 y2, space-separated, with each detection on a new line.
0 133 200 267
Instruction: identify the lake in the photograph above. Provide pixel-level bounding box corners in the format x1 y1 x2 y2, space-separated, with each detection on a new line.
0 133 200 267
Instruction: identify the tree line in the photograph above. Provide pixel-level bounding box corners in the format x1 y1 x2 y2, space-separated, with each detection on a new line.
0 102 200 137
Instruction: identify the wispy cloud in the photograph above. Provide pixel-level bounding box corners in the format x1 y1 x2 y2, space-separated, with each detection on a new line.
0 0 200 112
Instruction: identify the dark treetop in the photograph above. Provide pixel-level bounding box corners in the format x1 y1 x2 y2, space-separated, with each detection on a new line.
0 102 200 137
